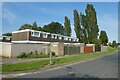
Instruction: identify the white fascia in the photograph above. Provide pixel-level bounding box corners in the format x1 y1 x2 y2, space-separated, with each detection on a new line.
11 40 50 44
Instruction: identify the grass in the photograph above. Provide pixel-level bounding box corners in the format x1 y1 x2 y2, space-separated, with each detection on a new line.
2 46 118 72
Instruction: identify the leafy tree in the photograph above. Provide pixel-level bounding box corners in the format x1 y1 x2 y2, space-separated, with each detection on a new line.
37 26 43 31
64 16 71 36
108 42 112 46
80 4 99 44
32 22 38 30
2 33 12 36
112 40 117 48
99 30 108 46
85 4 99 43
73 9 81 41
93 39 102 45
80 13 89 43
43 22 65 35
19 24 32 30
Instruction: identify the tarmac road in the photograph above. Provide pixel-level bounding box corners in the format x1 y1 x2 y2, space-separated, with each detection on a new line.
13 52 119 79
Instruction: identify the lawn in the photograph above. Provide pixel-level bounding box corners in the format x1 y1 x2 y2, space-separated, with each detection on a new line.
2 47 118 72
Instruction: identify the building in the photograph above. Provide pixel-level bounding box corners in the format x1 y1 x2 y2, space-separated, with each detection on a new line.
0 36 12 42
0 29 80 57
12 29 79 43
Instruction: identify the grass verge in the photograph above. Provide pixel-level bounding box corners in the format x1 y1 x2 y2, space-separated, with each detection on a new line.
2 47 118 72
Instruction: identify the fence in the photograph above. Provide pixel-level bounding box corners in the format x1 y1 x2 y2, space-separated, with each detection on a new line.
95 45 101 52
64 45 80 55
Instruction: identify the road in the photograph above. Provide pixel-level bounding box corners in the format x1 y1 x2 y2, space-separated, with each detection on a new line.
8 52 120 79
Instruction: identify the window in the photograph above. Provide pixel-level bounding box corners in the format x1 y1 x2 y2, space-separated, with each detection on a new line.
54 35 57 39
64 37 68 40
75 39 79 42
69 38 71 41
42 33 48 38
31 31 40 37
51 34 54 39
59 36 62 40
6 37 11 40
73 39 76 41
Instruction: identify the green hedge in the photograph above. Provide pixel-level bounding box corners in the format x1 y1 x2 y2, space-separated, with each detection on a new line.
17 52 49 58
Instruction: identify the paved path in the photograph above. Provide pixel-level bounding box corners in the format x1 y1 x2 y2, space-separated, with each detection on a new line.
13 52 119 78
2 55 75 65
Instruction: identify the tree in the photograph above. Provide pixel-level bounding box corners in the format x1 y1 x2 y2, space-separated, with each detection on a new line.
43 22 65 35
64 16 71 36
32 22 38 30
19 24 32 30
112 40 117 48
73 9 81 42
37 26 43 31
2 33 12 36
85 4 99 43
93 39 102 45
80 13 89 43
99 30 108 46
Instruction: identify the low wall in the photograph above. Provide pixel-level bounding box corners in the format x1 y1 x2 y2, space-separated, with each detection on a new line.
1 42 12 57
1 43 50 58
101 46 107 52
50 42 64 56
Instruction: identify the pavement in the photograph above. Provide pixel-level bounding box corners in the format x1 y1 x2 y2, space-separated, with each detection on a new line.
1 55 73 65
2 51 119 79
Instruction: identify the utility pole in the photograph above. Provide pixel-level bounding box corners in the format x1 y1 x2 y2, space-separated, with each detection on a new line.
49 33 52 65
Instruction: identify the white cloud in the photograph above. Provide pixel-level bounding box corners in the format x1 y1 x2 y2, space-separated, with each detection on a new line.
3 8 17 24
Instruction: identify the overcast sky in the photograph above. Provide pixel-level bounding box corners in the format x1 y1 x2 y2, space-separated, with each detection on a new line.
2 2 118 42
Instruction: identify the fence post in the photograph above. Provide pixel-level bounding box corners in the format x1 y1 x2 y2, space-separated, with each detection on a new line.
50 51 52 65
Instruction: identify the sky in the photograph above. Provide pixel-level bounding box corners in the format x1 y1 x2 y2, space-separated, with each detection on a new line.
2 2 118 42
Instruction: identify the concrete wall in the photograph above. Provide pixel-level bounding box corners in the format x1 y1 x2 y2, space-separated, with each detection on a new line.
11 43 50 57
1 43 50 57
50 42 64 56
101 46 107 52
1 42 12 57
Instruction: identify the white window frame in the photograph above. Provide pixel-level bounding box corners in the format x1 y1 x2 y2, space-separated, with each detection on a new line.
31 31 40 37
64 37 68 40
54 35 57 39
42 33 48 38
76 39 79 42
51 34 54 39
69 38 71 41
6 37 11 40
73 39 76 41
59 36 62 40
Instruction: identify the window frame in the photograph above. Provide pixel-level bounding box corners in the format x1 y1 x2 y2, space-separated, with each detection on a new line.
31 31 40 37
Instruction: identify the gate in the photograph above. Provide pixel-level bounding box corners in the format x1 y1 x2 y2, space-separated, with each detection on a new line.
64 45 80 55
95 45 101 52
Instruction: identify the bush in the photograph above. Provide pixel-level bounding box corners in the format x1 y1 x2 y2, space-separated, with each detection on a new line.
17 52 49 58
17 52 27 58
48 51 56 56
51 51 55 56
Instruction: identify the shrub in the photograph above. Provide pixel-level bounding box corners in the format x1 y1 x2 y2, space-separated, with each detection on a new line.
40 52 43 55
17 52 27 58
51 51 55 56
17 52 49 58
48 51 56 56
35 50 38 54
